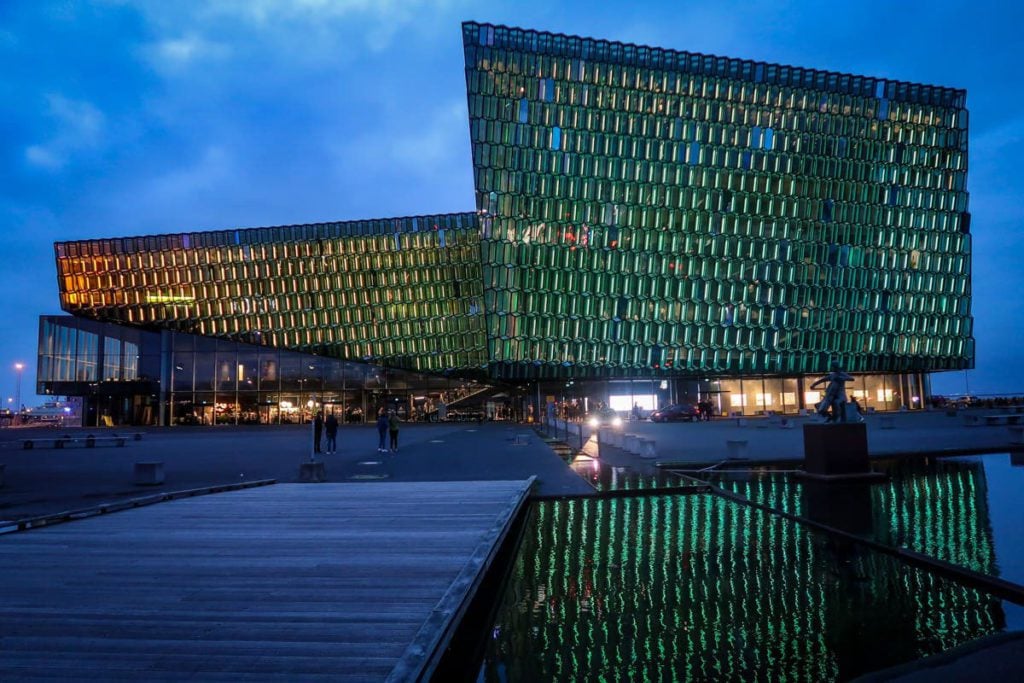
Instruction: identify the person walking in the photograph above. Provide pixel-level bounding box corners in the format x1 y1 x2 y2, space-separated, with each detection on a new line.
313 412 324 454
388 410 401 452
375 407 388 453
324 411 339 454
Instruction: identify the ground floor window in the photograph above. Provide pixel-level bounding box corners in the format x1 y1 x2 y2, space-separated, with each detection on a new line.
714 373 925 416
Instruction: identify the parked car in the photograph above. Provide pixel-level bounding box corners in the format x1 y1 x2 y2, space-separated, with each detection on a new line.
586 407 623 428
649 403 701 423
952 395 980 408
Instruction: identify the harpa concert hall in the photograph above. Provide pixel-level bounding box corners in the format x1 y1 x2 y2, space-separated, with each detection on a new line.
38 22 973 426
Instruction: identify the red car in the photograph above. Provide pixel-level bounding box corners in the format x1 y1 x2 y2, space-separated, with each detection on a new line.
649 403 700 422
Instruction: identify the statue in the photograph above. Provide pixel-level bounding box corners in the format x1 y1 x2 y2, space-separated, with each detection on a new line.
810 362 854 423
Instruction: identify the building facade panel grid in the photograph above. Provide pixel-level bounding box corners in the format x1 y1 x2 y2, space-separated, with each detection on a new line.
50 22 973 384
464 21 972 378
55 213 490 373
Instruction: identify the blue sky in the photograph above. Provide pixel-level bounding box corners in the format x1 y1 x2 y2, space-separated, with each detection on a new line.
2 0 1022 404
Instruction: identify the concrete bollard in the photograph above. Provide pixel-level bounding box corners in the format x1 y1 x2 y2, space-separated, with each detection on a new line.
640 439 657 459
623 434 641 455
299 461 327 483
133 461 165 486
1009 426 1024 445
610 431 624 449
726 439 748 459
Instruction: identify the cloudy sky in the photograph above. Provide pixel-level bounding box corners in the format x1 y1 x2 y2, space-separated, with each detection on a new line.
2 0 1023 404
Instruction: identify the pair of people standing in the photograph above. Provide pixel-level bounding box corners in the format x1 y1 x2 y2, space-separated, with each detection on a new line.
313 412 339 454
376 407 400 453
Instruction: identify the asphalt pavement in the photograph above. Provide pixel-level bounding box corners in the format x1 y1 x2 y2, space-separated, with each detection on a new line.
1 408 1019 522
0 421 592 522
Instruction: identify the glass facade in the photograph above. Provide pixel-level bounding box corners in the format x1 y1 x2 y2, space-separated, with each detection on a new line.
55 213 489 374
464 22 973 379
37 316 474 427
48 22 972 394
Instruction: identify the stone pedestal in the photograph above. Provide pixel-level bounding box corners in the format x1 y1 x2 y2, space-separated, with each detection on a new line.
1009 425 1024 445
299 460 327 483
801 423 882 481
726 439 748 459
133 461 165 486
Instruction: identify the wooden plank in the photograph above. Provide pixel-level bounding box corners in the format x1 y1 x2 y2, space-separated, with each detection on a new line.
0 480 532 681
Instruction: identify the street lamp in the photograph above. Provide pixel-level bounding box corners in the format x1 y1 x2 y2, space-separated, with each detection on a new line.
14 362 24 425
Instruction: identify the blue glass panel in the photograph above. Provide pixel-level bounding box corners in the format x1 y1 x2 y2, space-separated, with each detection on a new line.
878 98 890 120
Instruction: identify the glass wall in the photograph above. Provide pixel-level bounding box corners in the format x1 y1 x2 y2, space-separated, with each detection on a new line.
53 213 489 375
38 316 475 427
37 316 162 426
166 338 462 426
463 21 974 380
717 373 923 416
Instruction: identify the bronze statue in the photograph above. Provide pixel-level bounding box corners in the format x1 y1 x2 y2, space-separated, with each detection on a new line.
810 362 853 423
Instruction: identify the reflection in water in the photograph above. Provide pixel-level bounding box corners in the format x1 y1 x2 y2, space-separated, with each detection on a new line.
480 495 1005 682
570 453 683 492
701 456 1002 580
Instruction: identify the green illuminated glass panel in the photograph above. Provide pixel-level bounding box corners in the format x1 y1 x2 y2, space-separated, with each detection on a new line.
464 22 973 378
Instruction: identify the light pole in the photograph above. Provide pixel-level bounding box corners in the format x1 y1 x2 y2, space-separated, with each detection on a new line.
14 362 24 425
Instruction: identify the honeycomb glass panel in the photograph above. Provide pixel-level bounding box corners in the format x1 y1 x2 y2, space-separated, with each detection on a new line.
462 21 972 378
55 214 489 373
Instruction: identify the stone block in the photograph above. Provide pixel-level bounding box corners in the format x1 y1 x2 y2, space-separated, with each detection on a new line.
640 439 657 459
299 461 327 483
133 461 164 486
726 439 748 459
802 423 875 480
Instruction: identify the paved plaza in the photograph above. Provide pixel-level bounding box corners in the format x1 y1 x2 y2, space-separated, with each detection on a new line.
1 409 1020 523
0 422 591 522
588 408 1023 464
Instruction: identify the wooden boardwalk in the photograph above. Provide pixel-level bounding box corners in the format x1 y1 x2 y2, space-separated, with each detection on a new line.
0 480 533 681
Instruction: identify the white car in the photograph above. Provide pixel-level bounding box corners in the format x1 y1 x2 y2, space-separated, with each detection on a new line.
586 409 623 428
